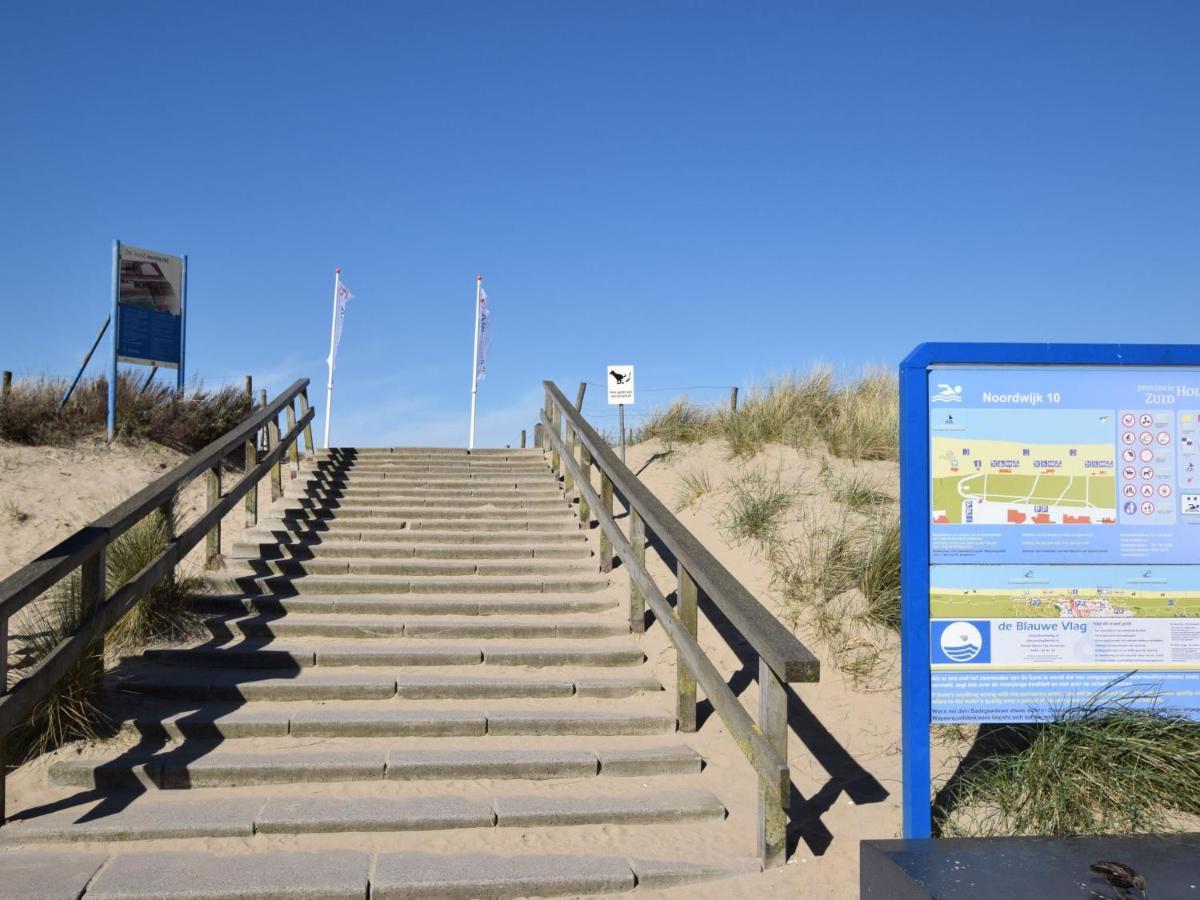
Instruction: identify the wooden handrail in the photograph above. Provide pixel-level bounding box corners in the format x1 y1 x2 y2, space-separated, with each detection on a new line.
0 378 315 821
540 380 821 868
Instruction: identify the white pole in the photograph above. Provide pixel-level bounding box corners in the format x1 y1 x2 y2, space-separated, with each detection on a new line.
323 268 341 449
468 275 482 450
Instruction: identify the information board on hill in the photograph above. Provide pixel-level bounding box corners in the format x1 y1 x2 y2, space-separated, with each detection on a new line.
900 344 1200 839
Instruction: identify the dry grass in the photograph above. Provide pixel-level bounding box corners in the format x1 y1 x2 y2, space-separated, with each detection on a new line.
938 685 1200 837
628 367 899 463
0 372 254 453
716 469 797 548
1 496 31 524
674 466 715 511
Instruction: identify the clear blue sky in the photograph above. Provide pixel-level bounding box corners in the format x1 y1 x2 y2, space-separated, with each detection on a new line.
2 3 1197 446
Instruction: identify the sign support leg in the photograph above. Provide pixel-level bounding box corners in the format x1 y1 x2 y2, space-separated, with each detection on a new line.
107 241 120 442
619 403 626 463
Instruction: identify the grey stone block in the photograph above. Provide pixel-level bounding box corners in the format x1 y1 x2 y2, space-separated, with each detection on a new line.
370 852 634 899
574 674 662 697
385 749 598 781
394 676 574 699
2 796 262 843
630 856 761 889
596 745 703 777
315 644 482 667
85 849 368 899
494 789 725 828
157 749 385 787
485 711 675 736
210 672 397 701
403 620 558 639
0 850 108 898
127 707 291 739
255 796 493 835
290 708 485 738
482 645 643 667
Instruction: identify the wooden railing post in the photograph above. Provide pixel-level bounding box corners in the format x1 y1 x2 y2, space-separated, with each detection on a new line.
268 416 283 501
563 424 575 499
520 429 526 449
285 401 301 478
758 659 789 868
629 508 646 632
299 388 316 461
676 563 698 732
205 466 222 568
550 403 562 476
578 445 592 525
598 473 614 573
730 386 739 411
79 547 106 690
534 423 544 451
244 379 257 527
1 371 11 399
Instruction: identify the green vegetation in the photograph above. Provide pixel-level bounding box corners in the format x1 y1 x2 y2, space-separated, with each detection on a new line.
674 466 714 511
1 496 30 524
716 469 796 547
826 469 894 514
0 372 253 452
938 692 1200 837
631 368 899 462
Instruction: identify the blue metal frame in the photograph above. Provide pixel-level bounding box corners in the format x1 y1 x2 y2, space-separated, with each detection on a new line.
899 341 1200 839
106 240 120 442
177 254 188 392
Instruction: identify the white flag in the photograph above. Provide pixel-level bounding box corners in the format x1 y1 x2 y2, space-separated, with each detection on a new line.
476 286 490 381
328 282 353 368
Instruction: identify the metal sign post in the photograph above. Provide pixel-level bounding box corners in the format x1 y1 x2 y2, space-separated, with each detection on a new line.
607 365 635 463
900 342 1200 839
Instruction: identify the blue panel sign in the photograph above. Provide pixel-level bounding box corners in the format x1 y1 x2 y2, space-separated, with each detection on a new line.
899 343 1200 840
115 244 186 368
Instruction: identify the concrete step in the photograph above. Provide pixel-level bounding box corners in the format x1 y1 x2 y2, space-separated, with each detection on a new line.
241 526 587 546
2 789 720 845
140 641 646 669
264 516 580 534
196 593 616 617
116 702 676 739
204 572 607 596
203 613 628 640
299 475 561 493
0 847 754 899
48 743 702 789
114 667 660 704
229 540 593 561
290 483 563 499
220 557 593 579
272 505 577 522
287 495 569 511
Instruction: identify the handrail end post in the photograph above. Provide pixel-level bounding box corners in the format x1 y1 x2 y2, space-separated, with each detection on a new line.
757 657 789 868
676 563 698 732
629 509 647 633
598 474 614 574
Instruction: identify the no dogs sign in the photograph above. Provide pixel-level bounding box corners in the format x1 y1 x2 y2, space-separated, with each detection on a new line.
607 365 635 405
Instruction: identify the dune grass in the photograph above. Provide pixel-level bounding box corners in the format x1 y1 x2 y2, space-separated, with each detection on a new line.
674 466 715 511
628 368 899 462
938 689 1200 837
825 468 895 514
716 469 796 547
0 372 254 452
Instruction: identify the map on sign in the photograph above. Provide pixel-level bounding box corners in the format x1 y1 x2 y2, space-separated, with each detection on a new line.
930 408 1117 527
929 366 1200 564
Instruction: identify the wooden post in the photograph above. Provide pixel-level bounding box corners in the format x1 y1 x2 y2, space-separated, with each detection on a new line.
534 423 544 451
520 429 526 449
205 465 222 568
285 401 300 478
550 404 561 476
160 494 177 593
79 547 106 685
598 473 614 573
577 445 591 525
629 508 646 632
730 386 739 412
268 416 283 501
563 424 575 499
299 387 316 461
758 659 790 868
244 379 257 527
676 562 698 732
1 371 10 399
575 381 587 412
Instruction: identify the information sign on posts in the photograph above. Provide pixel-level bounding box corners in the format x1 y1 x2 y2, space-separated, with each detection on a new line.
607 365 635 405
900 343 1200 839
115 244 186 369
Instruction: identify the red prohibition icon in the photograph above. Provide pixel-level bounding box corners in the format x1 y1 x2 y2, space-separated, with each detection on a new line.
1142 501 1156 515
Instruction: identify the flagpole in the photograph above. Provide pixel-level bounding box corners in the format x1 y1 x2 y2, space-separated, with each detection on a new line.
468 275 482 450
323 267 341 449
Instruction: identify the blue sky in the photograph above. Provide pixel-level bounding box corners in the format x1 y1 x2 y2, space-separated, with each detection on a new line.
2 3 1198 446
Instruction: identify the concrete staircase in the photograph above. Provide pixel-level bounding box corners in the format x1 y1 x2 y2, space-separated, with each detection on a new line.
1 448 760 899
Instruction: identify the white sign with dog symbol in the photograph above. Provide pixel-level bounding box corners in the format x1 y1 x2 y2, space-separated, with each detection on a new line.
607 365 635 405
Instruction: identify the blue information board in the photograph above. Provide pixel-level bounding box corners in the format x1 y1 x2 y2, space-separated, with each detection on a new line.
900 343 1200 839
114 243 186 370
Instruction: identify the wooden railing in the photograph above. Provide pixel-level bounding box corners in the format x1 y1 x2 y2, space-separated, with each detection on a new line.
0 379 315 820
540 381 820 868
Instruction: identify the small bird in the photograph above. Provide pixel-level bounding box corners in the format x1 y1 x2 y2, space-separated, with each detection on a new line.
1089 861 1148 900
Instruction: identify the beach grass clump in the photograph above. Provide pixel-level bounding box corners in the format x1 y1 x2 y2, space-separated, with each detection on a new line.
675 466 715 511
852 514 901 630
717 469 796 548
0 372 254 453
104 499 206 654
827 469 894 514
825 369 899 462
938 694 1200 837
718 368 836 457
638 399 714 447
8 579 109 759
